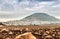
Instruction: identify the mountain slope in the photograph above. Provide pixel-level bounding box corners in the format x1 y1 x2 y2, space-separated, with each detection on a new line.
21 13 60 21
3 13 60 25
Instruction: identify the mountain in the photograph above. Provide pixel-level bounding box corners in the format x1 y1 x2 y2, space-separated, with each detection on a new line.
21 13 60 21
3 13 60 25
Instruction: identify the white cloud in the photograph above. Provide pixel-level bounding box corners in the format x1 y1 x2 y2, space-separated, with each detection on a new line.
0 0 60 21
0 18 18 22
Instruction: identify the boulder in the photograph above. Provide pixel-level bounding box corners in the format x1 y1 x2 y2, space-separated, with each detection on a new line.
15 32 36 39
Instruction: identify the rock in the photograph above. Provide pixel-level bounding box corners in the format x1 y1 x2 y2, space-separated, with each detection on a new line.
15 32 36 39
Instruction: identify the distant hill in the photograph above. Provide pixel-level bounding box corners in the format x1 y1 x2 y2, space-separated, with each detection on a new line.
0 22 5 26
3 13 60 25
21 13 60 21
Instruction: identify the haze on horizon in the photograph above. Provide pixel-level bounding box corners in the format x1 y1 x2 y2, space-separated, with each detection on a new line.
0 0 60 22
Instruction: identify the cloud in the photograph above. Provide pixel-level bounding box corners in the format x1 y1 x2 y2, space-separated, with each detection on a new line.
1 3 14 11
18 0 57 2
0 0 58 11
38 0 57 1
0 18 18 22
0 0 60 21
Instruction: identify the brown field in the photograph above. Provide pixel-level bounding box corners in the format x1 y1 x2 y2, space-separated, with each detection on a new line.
0 24 60 39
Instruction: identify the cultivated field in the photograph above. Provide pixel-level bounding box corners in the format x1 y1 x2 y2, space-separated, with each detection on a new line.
0 24 60 39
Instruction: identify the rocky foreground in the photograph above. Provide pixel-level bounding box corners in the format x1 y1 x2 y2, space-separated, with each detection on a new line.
0 25 60 39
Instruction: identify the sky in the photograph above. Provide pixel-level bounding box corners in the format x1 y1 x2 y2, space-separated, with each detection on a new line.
0 0 60 22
